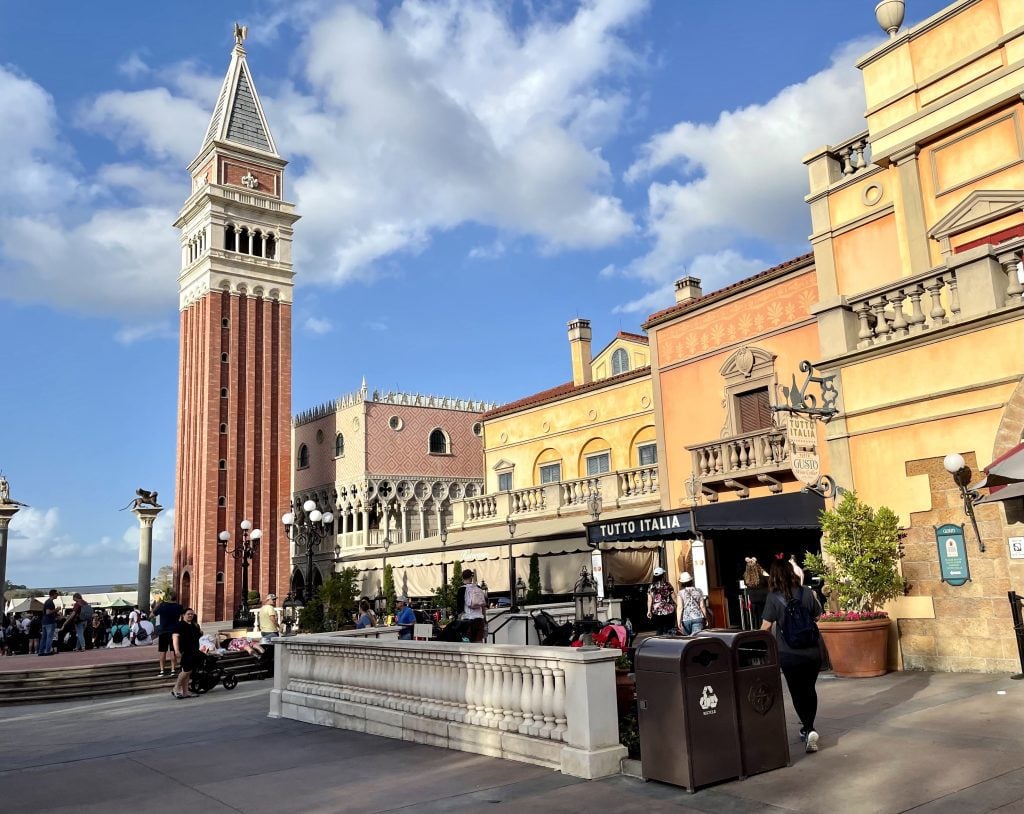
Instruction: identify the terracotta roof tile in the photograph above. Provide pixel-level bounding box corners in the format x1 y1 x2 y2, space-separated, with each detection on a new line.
643 252 814 329
616 330 649 344
482 366 651 421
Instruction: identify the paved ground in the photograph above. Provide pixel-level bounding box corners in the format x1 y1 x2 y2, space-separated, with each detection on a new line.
1 670 1022 813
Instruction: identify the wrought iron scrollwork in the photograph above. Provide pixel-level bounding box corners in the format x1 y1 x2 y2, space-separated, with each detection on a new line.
773 360 839 422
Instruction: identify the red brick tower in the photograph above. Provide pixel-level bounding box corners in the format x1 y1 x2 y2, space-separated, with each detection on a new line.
173 28 298 622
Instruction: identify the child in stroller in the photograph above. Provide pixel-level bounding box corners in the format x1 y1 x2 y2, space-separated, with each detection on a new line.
188 651 239 694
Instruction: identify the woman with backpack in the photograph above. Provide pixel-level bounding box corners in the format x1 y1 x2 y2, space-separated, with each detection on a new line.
761 556 823 754
646 567 677 635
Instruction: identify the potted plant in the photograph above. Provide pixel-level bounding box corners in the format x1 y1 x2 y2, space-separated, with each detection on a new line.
805 491 904 677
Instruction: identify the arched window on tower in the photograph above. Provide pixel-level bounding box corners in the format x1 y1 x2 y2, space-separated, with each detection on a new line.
335 433 345 457
429 428 450 455
611 348 630 375
298 444 309 469
265 234 277 259
239 227 250 255
224 224 236 252
252 229 264 258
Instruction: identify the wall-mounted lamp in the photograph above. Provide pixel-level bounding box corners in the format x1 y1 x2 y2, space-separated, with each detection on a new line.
943 453 986 552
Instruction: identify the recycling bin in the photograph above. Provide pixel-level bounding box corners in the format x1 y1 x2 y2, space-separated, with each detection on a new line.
697 629 790 776
634 636 742 791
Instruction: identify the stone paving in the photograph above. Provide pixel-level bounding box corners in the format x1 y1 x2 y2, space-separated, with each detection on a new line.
0 669 1022 813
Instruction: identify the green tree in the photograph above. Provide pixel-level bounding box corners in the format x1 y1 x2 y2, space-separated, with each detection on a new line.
526 553 542 605
433 561 463 619
150 565 173 596
297 586 325 633
805 491 905 613
320 568 359 629
383 564 397 615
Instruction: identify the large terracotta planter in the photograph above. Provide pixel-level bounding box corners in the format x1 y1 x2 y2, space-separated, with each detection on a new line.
615 669 635 714
818 618 890 678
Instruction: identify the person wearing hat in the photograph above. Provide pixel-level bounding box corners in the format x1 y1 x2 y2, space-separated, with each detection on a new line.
395 596 417 640
646 567 677 635
258 594 281 644
678 572 708 635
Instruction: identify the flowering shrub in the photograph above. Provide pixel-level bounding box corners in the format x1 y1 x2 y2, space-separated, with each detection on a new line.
818 610 889 623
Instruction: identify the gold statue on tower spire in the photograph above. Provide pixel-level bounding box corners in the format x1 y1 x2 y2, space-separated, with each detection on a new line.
234 22 248 46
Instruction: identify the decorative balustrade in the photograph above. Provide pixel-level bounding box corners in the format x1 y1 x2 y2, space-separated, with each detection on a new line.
617 465 658 498
559 476 601 508
270 636 625 778
689 426 788 484
848 270 960 349
998 252 1024 307
463 494 498 522
830 131 873 178
509 486 546 514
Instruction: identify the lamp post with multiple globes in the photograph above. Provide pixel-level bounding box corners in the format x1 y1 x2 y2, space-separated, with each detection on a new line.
218 519 262 629
282 500 334 602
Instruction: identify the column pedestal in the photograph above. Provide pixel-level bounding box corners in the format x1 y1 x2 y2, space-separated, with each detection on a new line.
132 506 164 614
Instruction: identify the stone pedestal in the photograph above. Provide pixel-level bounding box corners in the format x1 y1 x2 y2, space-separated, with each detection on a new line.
0 504 21 610
132 506 164 613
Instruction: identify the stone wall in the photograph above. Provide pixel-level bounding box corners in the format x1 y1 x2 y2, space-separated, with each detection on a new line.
899 453 1019 673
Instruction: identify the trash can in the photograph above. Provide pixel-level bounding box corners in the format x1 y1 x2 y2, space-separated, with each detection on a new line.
635 636 742 791
698 629 789 776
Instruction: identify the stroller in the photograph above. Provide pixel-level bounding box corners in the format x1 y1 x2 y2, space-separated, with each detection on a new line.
189 651 239 694
530 610 575 646
437 618 472 642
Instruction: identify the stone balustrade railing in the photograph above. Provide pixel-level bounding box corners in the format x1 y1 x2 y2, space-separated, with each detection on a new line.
848 269 961 349
688 426 788 484
269 635 626 778
451 467 659 529
830 132 873 178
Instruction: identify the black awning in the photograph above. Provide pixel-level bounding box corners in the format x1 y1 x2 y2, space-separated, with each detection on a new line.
694 490 825 531
585 508 695 547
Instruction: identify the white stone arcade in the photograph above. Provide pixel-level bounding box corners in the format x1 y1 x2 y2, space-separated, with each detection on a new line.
269 633 626 779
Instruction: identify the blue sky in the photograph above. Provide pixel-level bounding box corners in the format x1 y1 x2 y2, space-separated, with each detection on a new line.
0 0 951 588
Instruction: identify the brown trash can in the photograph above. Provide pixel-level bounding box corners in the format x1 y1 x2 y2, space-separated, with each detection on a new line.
697 629 790 776
635 636 742 792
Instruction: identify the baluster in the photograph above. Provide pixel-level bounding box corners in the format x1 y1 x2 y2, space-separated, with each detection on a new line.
855 301 874 347
509 664 524 730
870 296 891 341
924 277 948 326
551 668 567 742
905 284 926 332
1003 257 1024 305
466 660 482 724
482 663 499 728
841 145 855 175
518 662 536 735
538 666 555 739
947 274 961 320
698 449 709 476
852 139 867 171
528 663 544 736
728 441 738 472
499 660 517 731
887 290 909 336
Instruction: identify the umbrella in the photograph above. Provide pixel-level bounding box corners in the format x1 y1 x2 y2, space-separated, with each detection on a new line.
6 597 44 614
108 597 134 607
975 442 1024 504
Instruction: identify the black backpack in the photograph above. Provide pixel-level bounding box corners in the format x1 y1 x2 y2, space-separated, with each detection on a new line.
112 627 124 644
781 587 820 649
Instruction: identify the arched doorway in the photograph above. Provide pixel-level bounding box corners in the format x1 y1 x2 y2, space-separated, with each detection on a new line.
180 571 192 611
291 567 305 599
311 566 324 596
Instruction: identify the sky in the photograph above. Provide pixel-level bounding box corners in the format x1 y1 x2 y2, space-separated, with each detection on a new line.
0 0 952 588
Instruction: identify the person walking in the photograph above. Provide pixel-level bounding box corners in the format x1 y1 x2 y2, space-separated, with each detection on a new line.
153 591 184 676
394 596 417 640
677 572 708 635
761 556 823 754
456 569 487 643
171 608 202 699
128 606 141 645
647 567 677 634
39 590 58 656
71 593 92 652
258 594 280 644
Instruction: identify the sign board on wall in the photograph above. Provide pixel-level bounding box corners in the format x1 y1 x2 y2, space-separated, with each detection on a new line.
935 523 971 586
1009 537 1024 560
787 415 820 487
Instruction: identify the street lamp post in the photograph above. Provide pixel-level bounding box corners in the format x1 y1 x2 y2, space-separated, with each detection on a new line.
440 522 449 589
218 519 262 629
375 534 394 614
506 515 518 612
282 499 335 602
943 453 986 552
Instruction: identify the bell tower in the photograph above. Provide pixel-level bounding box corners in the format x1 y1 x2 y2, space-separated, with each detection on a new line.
173 25 298 622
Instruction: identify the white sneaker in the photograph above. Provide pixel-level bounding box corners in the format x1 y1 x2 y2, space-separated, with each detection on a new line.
805 731 819 753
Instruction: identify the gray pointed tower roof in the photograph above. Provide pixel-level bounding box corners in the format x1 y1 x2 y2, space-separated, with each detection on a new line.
202 40 278 156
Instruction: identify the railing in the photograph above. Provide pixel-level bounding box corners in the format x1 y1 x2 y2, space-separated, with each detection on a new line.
829 131 873 179
216 185 285 211
849 269 960 349
559 476 601 508
689 426 788 482
270 636 625 778
617 465 658 498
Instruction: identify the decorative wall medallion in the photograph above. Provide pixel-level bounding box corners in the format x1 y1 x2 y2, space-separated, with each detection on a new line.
499 431 508 444
862 182 883 206
241 171 259 189
588 409 598 422
736 347 755 378
541 421 551 434
641 395 651 409
352 417 360 431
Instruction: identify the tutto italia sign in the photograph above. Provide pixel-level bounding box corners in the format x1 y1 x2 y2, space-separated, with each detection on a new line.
586 510 693 547
787 415 820 487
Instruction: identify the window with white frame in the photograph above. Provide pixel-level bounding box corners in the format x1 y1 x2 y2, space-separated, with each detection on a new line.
539 462 562 484
498 471 513 491
638 443 657 466
611 347 630 375
586 451 611 476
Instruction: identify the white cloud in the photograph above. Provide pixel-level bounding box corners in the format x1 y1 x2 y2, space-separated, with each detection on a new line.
114 320 177 345
468 240 507 260
303 316 333 335
623 37 878 291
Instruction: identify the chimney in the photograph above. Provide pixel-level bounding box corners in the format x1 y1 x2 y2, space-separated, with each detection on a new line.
567 318 593 386
674 276 702 303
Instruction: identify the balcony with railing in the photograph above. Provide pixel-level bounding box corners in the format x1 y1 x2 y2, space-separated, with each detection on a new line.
450 465 660 530
687 426 790 499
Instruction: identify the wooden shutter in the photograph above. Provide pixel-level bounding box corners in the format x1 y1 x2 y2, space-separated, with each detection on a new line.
736 387 772 432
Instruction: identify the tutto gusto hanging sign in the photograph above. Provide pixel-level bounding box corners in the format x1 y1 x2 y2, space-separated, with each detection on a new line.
787 415 820 487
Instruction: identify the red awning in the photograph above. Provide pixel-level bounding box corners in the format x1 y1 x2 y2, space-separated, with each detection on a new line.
975 442 1024 503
